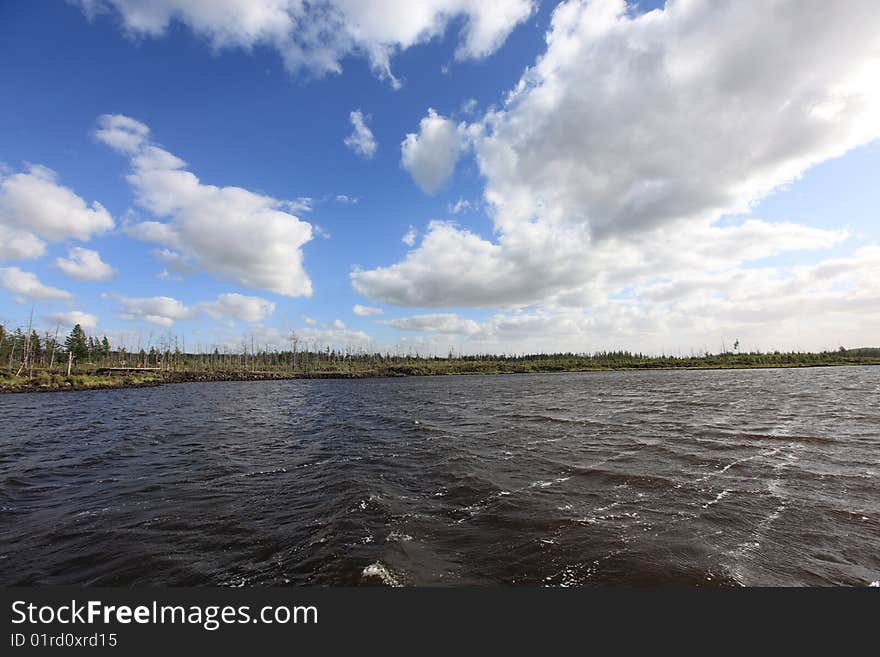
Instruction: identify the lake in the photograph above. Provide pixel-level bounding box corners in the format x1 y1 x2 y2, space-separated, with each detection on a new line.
1 367 878 586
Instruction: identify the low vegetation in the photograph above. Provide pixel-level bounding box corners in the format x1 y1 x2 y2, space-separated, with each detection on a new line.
1 322 878 393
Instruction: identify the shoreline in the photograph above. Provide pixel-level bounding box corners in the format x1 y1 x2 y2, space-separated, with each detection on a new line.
2 359 878 394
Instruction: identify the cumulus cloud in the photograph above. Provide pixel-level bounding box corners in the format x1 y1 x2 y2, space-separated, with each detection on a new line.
401 109 467 194
43 310 99 329
199 293 276 323
344 110 377 158
112 291 276 326
0 164 114 262
96 114 313 297
0 267 72 300
353 304 383 316
93 113 150 153
54 247 116 281
354 0 880 321
475 0 880 239
386 313 480 335
353 218 848 308
0 226 46 261
74 0 533 86
116 295 195 327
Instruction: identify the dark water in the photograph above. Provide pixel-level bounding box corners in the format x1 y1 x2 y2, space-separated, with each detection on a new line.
1 367 878 587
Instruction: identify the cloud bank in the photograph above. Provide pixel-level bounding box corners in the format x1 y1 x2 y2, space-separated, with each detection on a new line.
354 0 880 320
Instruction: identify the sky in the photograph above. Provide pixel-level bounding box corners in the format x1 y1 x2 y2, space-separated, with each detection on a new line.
1 0 878 356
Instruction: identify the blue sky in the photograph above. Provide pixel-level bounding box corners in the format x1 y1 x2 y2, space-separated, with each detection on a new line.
1 0 878 354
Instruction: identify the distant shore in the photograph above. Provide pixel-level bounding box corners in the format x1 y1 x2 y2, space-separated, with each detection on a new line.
3 358 879 394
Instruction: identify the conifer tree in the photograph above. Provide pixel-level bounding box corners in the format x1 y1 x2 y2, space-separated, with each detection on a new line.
30 331 42 364
64 324 89 362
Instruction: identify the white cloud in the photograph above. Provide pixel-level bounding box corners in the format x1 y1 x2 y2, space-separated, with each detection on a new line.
460 98 478 116
0 163 114 242
401 226 417 246
452 0 535 59
114 292 275 326
493 247 880 353
292 320 371 346
0 164 114 262
203 321 372 352
43 310 99 329
387 313 480 335
75 1 533 86
0 225 46 261
353 218 848 309
374 245 880 354
0 267 72 300
344 110 377 158
96 114 313 297
473 0 880 241
54 247 116 281
353 303 384 316
401 108 466 194
116 295 195 327
151 248 196 274
286 197 314 214
448 198 472 214
93 113 150 153
353 0 880 336
199 293 276 323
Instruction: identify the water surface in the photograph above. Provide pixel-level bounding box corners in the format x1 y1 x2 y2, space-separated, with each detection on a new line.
1 367 878 586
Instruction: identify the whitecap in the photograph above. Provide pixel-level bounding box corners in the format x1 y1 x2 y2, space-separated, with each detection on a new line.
701 489 730 509
361 562 402 587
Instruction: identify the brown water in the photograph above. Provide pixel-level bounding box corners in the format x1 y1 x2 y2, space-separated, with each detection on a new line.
1 367 878 586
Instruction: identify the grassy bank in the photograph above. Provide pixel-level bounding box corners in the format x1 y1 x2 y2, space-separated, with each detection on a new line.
2 350 879 393
0 371 165 393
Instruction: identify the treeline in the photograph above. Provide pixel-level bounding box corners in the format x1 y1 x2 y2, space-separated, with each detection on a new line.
0 323 111 375
2 321 879 381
